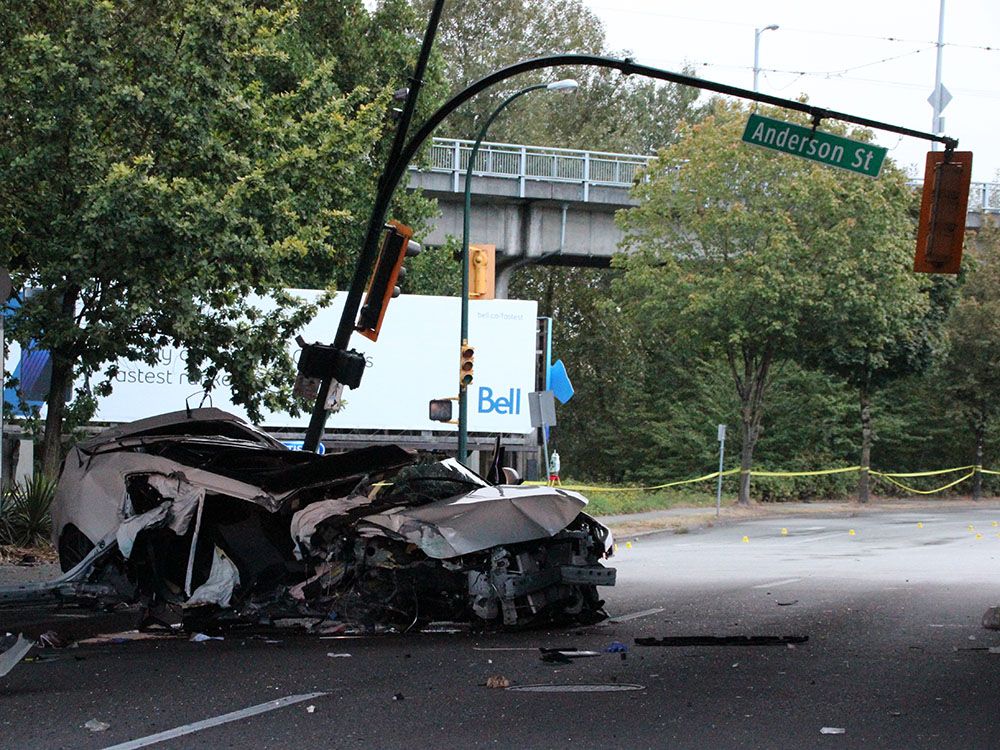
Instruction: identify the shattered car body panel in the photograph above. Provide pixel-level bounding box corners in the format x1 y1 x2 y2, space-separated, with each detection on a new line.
45 409 615 630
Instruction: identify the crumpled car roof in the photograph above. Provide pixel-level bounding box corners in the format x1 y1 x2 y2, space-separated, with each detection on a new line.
76 408 285 454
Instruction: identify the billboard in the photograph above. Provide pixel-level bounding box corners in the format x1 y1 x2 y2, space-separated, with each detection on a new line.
4 292 538 434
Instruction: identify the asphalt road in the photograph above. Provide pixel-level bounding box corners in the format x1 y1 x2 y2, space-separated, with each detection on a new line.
4 505 1000 749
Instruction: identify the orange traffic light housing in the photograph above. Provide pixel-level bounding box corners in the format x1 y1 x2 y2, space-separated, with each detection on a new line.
468 244 496 300
914 150 973 275
356 221 421 341
459 341 475 387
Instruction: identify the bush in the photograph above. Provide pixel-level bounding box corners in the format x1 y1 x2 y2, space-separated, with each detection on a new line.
0 475 57 547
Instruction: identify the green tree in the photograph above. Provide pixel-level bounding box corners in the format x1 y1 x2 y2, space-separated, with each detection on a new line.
616 100 922 504
941 219 1000 498
511 266 652 480
793 152 946 502
414 0 700 153
0 0 433 475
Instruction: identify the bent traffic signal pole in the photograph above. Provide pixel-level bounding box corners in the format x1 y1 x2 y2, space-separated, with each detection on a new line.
304 46 960 452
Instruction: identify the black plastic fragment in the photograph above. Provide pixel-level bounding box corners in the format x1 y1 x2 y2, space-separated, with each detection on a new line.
634 635 809 647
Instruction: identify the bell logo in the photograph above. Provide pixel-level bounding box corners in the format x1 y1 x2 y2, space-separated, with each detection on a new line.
478 387 522 415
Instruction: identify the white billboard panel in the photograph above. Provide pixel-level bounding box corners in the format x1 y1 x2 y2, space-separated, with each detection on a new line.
83 291 537 433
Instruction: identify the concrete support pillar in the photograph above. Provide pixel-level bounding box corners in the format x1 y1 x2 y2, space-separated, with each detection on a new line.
16 439 32 484
495 264 513 299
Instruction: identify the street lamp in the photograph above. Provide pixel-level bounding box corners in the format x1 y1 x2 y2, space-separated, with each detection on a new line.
753 24 779 93
457 79 578 466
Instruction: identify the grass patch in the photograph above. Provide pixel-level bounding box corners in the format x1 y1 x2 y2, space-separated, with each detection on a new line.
565 482 720 516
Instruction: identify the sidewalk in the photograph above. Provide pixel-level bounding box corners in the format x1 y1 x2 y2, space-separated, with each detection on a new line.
597 497 1000 538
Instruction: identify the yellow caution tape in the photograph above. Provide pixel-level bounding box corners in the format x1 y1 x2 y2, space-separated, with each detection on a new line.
525 463 1000 496
873 466 976 478
749 466 860 478
872 470 976 495
528 468 740 494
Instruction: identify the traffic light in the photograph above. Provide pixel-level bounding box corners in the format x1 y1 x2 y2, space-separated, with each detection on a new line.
468 244 496 299
389 87 409 122
356 221 421 341
459 341 474 387
914 150 973 275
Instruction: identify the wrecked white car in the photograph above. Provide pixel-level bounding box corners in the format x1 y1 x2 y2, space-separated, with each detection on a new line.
40 409 615 631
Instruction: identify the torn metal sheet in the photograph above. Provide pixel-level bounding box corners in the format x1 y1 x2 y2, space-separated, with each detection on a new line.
0 634 33 677
186 548 240 608
16 409 615 632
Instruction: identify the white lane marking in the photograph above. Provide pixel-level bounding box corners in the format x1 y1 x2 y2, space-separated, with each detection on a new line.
100 692 326 750
784 532 844 545
609 607 666 623
751 578 802 589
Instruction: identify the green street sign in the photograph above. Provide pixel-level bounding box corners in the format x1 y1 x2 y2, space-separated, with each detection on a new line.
741 113 888 178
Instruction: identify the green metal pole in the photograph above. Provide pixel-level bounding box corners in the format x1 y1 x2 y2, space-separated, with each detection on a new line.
458 84 547 466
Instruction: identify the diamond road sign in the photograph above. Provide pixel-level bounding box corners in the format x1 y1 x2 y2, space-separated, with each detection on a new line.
741 113 888 178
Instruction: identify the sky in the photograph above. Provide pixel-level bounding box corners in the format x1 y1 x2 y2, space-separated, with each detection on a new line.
580 0 999 182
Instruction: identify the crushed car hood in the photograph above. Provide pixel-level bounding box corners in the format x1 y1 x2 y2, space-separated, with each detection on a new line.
361 485 592 559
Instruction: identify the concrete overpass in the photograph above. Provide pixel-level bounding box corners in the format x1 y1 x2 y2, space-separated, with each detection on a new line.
408 137 1000 292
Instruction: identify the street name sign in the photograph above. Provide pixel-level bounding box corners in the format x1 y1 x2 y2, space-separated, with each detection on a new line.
741 114 888 178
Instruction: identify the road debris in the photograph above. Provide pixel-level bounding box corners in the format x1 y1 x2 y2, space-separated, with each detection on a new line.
485 675 510 688
37 630 66 648
540 647 603 663
19 409 615 634
326 652 352 658
84 719 110 732
776 600 799 606
0 633 33 678
507 683 645 693
306 705 316 713
189 633 224 643
635 635 809 647
820 727 846 735
982 607 1000 630
603 641 628 653
79 629 176 646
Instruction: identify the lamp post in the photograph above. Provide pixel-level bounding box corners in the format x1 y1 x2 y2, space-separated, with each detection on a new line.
753 24 779 93
457 79 578 466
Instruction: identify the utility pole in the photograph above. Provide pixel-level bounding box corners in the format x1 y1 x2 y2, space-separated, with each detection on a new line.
931 0 947 151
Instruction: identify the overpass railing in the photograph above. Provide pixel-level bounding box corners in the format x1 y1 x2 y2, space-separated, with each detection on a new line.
416 137 999 214
421 137 652 201
908 179 1000 215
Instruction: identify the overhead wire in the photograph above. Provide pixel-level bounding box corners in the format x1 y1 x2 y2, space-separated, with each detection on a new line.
586 4 1000 52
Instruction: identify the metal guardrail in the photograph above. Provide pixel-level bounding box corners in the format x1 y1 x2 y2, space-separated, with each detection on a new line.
420 137 651 201
909 179 1000 214
416 137 999 213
